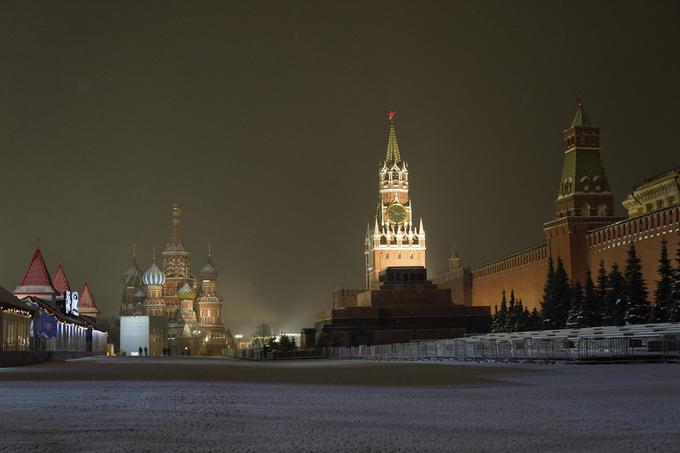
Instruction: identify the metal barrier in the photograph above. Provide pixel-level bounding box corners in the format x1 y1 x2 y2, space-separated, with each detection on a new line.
324 335 680 363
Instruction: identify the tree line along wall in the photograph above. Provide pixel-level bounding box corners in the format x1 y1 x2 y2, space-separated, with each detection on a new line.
469 245 549 312
587 205 680 295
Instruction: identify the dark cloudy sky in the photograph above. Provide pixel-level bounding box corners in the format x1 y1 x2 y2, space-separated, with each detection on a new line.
0 1 678 333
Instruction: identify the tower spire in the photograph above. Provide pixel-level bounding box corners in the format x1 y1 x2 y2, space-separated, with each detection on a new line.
385 111 401 164
571 96 592 127
450 243 459 259
132 242 137 258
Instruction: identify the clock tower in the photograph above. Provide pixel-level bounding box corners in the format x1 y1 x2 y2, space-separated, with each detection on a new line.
365 112 426 289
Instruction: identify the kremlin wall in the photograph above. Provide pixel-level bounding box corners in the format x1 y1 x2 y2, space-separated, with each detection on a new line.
434 102 680 312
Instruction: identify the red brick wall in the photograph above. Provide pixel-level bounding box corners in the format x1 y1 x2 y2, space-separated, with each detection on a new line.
588 206 680 297
470 245 549 312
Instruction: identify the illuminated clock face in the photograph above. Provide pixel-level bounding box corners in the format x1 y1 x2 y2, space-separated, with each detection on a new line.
386 204 406 223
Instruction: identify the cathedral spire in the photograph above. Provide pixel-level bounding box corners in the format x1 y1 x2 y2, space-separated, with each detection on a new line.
385 111 401 164
168 201 183 246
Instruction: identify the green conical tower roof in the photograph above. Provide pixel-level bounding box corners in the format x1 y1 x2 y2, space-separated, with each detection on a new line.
571 97 592 127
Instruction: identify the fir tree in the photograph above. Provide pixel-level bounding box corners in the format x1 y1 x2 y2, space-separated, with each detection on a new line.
669 239 680 322
605 263 626 326
581 269 600 327
516 300 530 332
624 244 649 325
505 290 518 332
552 257 571 328
491 305 500 332
566 280 584 329
496 291 508 332
596 260 609 324
529 307 541 330
540 258 556 327
542 257 571 329
651 238 673 322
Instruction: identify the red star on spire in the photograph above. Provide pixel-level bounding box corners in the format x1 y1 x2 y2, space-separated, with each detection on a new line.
389 111 396 121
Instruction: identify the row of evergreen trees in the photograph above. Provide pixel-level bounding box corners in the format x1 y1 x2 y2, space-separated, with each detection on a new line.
491 239 680 333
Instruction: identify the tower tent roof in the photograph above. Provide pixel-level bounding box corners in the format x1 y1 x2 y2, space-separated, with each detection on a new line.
385 112 401 164
79 283 100 315
571 97 592 127
14 248 58 296
52 264 71 294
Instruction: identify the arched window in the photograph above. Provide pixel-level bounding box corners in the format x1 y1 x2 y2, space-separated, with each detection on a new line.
597 203 608 216
581 176 591 192
581 203 591 216
593 176 602 192
380 236 387 245
412 236 419 245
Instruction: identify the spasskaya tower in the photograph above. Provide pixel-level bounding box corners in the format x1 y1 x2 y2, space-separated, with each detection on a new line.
364 112 426 289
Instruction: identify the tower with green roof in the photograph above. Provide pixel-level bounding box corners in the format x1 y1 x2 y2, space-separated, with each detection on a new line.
544 98 621 285
555 98 614 218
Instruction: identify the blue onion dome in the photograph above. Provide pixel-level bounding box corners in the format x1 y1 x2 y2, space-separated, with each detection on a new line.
122 257 143 288
143 262 166 286
199 258 219 281
134 289 145 300
177 282 196 300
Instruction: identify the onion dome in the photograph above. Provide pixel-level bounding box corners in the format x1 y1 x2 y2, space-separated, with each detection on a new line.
199 259 218 281
199 245 219 280
122 244 143 288
134 289 145 300
177 282 196 300
143 262 166 286
123 263 143 288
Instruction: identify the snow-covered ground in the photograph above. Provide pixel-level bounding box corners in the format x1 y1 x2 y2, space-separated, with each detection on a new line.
0 358 679 452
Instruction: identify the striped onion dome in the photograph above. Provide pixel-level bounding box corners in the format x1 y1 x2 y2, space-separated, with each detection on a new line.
199 258 219 281
122 261 143 288
177 282 196 300
143 262 166 286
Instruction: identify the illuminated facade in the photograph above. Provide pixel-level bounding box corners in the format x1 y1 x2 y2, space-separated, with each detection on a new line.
365 113 426 289
119 202 226 355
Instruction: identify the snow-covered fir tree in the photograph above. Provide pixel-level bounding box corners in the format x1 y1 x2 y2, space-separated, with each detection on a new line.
624 244 649 325
652 238 673 322
669 239 680 322
595 261 609 324
581 270 601 327
566 281 584 329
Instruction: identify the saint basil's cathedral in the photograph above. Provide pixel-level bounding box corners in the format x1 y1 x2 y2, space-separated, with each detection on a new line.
119 203 226 355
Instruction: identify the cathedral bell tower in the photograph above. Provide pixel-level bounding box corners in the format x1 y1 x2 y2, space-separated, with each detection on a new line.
162 202 195 310
365 112 426 289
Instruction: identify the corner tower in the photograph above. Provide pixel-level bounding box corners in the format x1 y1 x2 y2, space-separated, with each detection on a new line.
365 112 426 289
544 98 620 284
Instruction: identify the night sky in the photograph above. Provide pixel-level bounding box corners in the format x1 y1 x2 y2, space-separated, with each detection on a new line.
1 1 678 334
